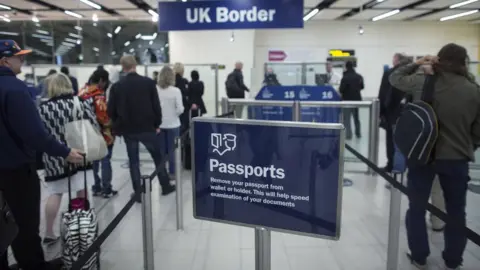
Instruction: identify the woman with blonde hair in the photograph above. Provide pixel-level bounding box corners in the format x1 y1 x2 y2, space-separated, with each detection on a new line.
38 73 98 245
157 66 184 177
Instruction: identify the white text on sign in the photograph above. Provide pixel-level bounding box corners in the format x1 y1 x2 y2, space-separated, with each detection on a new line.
186 6 277 24
209 159 285 179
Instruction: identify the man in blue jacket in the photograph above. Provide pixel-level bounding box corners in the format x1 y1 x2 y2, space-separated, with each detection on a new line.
0 40 84 270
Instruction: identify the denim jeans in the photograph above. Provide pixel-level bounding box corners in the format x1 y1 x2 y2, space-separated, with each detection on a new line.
343 108 360 138
158 127 179 174
124 132 171 192
405 160 469 268
92 145 113 193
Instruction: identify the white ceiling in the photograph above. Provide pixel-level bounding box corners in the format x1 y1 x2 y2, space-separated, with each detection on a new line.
0 0 479 22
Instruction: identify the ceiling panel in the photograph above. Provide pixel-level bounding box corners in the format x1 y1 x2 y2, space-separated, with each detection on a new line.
94 0 138 9
347 9 386 20
417 0 454 9
304 0 321 8
416 9 471 20
462 1 480 8
0 0 46 10
41 0 85 10
79 10 115 18
35 10 73 19
331 0 372 8
312 8 351 20
375 0 421 8
382 9 429 20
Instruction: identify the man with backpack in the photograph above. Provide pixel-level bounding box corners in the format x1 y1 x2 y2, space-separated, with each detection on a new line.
225 61 249 118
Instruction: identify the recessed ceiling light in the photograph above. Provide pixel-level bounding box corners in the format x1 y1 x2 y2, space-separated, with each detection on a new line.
114 26 121 34
69 33 81 38
450 0 478 9
80 0 102 10
0 31 19 36
107 33 112 38
0 4 11 10
93 47 99 52
64 10 83 19
152 16 158 22
0 16 11 22
92 13 98 22
372 9 400 21
135 33 141 39
303 8 319 21
124 41 130 47
32 16 39 23
148 9 158 17
74 26 82 31
149 41 153 45
36 29 49 35
440 9 479 21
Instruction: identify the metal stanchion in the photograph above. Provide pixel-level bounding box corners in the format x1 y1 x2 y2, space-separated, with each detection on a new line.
292 101 301 121
386 173 403 270
254 228 271 270
175 137 184 231
141 176 154 270
368 99 381 175
221 97 229 116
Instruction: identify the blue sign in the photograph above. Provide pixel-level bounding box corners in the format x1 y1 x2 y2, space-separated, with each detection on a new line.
157 0 304 31
249 86 341 123
192 118 344 239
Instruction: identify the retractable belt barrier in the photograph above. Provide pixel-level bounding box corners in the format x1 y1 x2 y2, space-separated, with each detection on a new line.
71 111 234 270
345 143 480 247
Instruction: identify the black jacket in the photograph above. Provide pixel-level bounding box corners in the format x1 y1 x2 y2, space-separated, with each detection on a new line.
175 74 189 109
188 80 207 115
339 69 364 101
226 69 249 98
107 72 162 135
378 65 410 124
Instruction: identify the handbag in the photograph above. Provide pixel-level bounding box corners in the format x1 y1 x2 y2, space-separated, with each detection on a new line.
65 96 108 162
61 160 100 269
0 191 18 257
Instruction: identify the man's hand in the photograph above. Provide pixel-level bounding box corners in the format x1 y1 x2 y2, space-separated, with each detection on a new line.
191 104 198 110
416 55 439 66
156 128 161 134
66 148 84 163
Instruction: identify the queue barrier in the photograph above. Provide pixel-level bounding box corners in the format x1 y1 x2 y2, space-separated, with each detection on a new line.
69 108 480 270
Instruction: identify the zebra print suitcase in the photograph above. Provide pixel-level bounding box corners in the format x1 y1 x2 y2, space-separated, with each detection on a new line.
61 161 100 269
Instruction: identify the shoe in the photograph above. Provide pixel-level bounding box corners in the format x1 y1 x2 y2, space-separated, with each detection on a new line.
381 166 392 173
92 190 102 197
356 134 361 139
43 236 60 245
162 185 176 196
406 253 427 269
103 189 118 198
131 193 142 203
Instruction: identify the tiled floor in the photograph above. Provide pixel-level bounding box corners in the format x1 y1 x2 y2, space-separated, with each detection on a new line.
7 121 480 270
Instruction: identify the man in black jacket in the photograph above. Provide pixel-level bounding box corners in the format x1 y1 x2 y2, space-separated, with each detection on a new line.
226 61 249 118
378 53 411 172
339 61 364 139
108 55 175 201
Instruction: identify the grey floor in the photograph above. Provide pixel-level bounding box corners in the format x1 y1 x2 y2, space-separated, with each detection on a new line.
7 111 480 270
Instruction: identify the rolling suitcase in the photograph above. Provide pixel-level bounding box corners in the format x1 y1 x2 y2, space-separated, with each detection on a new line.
61 157 100 270
183 109 201 170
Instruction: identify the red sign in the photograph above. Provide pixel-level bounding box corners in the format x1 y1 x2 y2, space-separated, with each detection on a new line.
268 50 287 62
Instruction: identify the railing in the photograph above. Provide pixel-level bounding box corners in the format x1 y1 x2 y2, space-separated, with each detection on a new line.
64 102 480 270
223 98 380 175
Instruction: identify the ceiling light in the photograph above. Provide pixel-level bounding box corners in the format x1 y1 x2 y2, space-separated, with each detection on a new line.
65 38 77 43
0 31 18 36
93 22 97 27
32 34 52 39
440 9 479 21
76 40 81 45
36 29 49 35
32 16 39 23
0 16 11 22
135 33 141 39
114 26 121 34
149 41 153 45
75 26 82 31
0 4 11 10
93 47 99 52
92 13 98 22
140 35 155 40
69 33 81 38
111 51 116 55
80 0 102 10
153 33 157 39
124 41 130 47
78 54 83 60
62 42 76 47
161 47 164 51
151 16 158 22
450 0 478 8
64 10 83 19
372 9 400 21
165 43 168 48
148 9 158 17
107 33 112 38
35 23 41 27
303 8 319 21
129 48 135 53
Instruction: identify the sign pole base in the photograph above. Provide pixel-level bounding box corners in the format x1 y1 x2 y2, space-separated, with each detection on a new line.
255 227 271 270
386 173 403 270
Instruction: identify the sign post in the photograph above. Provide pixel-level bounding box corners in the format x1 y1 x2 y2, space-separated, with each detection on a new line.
191 118 344 268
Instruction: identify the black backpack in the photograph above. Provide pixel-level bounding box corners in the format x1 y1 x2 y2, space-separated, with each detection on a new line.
394 74 438 167
225 73 241 98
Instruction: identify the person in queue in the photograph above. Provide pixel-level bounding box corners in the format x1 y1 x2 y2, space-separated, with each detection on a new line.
39 73 98 245
188 70 207 116
173 63 189 132
60 66 79 95
0 40 84 270
157 66 184 178
389 44 479 270
80 68 118 198
39 69 57 98
378 53 412 173
263 67 281 86
339 60 364 140
225 61 250 118
108 55 175 202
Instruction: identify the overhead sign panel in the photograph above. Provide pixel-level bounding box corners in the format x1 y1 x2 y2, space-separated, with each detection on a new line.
157 0 304 31
192 118 344 239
